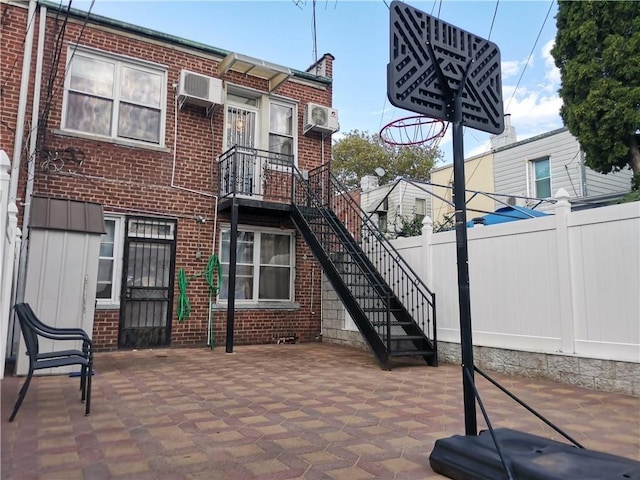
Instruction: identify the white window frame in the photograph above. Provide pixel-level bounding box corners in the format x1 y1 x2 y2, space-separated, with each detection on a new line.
531 157 552 198
96 215 124 307
268 99 297 167
415 198 426 220
218 225 296 303
61 45 168 147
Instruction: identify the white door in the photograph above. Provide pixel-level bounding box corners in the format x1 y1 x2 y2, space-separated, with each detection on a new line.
226 105 261 196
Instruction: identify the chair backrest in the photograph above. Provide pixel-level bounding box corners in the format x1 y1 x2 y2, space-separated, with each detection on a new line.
14 303 40 363
22 303 52 332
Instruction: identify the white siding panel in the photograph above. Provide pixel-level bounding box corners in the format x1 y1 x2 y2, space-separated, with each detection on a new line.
17 230 100 375
584 166 633 197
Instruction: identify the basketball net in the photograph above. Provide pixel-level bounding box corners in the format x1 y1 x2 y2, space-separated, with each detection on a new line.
379 115 448 148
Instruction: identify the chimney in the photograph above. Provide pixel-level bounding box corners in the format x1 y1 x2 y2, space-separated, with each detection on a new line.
490 114 517 149
360 175 379 192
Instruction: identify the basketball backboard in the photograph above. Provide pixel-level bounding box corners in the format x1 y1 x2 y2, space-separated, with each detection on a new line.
387 0 504 134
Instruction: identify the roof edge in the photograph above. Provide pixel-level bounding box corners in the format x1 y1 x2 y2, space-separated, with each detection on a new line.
37 0 332 86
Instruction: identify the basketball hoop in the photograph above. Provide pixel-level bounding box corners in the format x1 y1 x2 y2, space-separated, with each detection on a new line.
379 115 448 147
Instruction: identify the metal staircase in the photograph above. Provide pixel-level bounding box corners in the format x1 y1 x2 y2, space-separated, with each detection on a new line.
290 164 437 369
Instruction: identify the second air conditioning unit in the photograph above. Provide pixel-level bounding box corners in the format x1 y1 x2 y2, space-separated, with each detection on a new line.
303 103 339 135
177 69 223 113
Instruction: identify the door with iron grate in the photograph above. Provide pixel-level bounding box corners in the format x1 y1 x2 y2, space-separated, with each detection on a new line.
118 217 177 348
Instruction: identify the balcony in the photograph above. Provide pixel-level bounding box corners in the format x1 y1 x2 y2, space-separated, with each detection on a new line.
218 145 295 214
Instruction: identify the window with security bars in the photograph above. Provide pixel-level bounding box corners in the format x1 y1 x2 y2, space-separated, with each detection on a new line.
224 90 296 163
62 47 167 145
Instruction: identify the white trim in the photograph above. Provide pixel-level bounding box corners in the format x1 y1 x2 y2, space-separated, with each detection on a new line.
61 45 168 147
96 215 124 308
218 224 296 303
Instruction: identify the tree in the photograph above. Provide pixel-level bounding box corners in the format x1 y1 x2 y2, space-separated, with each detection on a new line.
331 130 442 190
551 1 640 190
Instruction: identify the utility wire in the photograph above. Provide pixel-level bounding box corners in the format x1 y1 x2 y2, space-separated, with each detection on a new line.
504 0 554 114
487 0 499 40
465 0 554 188
1 3 39 90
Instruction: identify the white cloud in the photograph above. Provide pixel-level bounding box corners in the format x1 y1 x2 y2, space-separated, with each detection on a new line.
541 38 561 90
501 59 528 80
503 84 563 138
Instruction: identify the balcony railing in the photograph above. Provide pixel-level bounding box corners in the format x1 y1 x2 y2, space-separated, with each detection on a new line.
218 146 294 204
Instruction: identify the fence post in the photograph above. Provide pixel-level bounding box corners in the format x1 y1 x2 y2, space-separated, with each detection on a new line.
554 188 575 354
1 150 18 379
421 215 434 289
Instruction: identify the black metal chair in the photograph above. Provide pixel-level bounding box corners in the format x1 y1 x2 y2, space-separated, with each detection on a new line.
9 303 93 422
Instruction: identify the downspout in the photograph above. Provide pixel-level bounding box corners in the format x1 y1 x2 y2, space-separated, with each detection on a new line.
15 3 47 309
9 0 38 306
579 150 588 197
8 0 37 207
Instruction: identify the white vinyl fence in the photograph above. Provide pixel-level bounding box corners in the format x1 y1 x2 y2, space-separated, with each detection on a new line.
1 150 19 380
391 190 640 364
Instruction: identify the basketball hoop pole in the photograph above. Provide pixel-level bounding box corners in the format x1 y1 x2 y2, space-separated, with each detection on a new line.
450 62 477 437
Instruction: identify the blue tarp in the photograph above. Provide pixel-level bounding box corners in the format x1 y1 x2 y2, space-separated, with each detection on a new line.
467 205 549 227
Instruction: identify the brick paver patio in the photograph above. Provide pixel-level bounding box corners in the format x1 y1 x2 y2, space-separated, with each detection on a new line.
2 343 639 479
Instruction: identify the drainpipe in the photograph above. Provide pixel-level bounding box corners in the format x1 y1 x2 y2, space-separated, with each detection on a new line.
14 4 47 310
8 0 37 208
579 150 588 197
8 0 38 310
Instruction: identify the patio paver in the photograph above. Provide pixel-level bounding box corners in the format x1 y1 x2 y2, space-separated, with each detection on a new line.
2 343 639 479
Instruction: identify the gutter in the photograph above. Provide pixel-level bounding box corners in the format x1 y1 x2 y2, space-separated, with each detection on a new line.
37 0 332 86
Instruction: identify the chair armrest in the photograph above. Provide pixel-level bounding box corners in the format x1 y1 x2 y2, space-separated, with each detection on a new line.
30 326 93 350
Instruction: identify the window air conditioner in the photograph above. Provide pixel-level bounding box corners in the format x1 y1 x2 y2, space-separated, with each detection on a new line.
177 69 223 112
303 103 339 135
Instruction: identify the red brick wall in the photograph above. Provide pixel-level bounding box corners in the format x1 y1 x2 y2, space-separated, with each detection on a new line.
3 3 332 351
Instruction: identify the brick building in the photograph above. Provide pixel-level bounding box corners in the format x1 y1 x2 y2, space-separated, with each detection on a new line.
2 0 337 351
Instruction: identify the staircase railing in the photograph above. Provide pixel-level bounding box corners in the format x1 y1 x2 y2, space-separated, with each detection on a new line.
293 163 437 350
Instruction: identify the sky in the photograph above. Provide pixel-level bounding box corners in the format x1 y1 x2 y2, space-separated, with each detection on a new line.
74 0 563 165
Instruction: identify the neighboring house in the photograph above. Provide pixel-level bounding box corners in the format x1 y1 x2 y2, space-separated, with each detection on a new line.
359 175 431 237
493 127 633 211
430 152 495 228
3 0 336 352
430 119 633 224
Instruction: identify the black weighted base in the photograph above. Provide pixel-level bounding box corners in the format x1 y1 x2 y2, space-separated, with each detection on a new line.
429 428 640 480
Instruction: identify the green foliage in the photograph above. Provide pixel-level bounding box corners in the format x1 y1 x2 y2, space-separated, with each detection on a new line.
616 189 640 204
331 130 442 190
398 214 424 237
551 1 640 183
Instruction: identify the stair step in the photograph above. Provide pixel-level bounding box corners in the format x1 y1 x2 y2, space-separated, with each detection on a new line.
389 349 436 358
363 307 402 313
371 321 413 327
382 335 428 341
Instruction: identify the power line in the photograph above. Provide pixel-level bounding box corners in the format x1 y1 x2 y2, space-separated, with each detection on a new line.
1 3 39 90
487 0 499 40
504 0 554 114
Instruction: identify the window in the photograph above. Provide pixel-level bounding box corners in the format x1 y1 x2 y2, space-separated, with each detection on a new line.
532 158 551 198
415 198 426 222
269 101 294 164
219 227 295 302
96 216 123 305
63 47 167 145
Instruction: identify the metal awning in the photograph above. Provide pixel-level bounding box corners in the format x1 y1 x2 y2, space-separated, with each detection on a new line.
29 196 105 234
219 52 292 92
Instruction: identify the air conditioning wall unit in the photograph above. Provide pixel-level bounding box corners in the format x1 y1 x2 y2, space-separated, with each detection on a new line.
177 69 223 112
303 103 339 135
